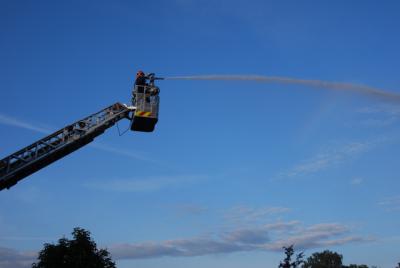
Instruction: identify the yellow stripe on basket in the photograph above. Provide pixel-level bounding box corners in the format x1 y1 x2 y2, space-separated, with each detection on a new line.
135 111 152 117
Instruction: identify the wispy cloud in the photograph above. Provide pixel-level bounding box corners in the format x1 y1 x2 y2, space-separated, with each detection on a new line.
357 104 400 128
174 204 208 216
0 247 36 268
378 195 400 212
108 221 371 260
279 140 381 178
0 113 50 134
359 117 398 128
224 205 290 225
84 175 204 192
357 104 400 116
262 223 373 251
89 143 156 163
350 177 363 185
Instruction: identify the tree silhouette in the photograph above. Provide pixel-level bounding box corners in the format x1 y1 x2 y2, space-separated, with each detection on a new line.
279 245 304 268
32 227 115 268
303 250 343 268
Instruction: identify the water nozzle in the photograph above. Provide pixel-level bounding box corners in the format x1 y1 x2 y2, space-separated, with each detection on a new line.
146 73 164 86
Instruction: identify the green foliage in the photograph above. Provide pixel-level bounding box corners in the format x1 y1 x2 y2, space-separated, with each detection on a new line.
279 245 305 268
303 250 343 268
278 247 400 268
32 227 116 268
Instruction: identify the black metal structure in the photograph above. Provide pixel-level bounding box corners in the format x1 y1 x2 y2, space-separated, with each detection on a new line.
0 103 133 191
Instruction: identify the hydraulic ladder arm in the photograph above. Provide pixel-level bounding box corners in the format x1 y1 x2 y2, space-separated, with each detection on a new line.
0 103 134 191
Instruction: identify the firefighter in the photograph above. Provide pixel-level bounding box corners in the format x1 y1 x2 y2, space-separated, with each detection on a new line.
135 70 147 93
132 70 148 105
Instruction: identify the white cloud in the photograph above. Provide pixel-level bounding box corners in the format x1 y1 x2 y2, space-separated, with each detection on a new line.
357 104 400 116
350 177 363 185
174 204 208 216
89 143 157 163
0 247 35 268
357 104 400 128
378 195 400 211
222 228 270 245
0 113 50 134
108 221 371 260
224 205 290 225
359 117 397 128
279 140 379 178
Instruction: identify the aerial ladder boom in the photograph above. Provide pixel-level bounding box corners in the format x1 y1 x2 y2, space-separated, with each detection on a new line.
0 102 134 191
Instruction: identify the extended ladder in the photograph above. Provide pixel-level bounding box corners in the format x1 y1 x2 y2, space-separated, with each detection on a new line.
0 103 133 191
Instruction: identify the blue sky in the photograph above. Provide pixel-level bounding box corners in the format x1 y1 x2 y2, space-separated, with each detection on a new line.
1 1 400 267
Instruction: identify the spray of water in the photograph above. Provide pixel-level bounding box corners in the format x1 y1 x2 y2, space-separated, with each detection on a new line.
165 75 400 103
